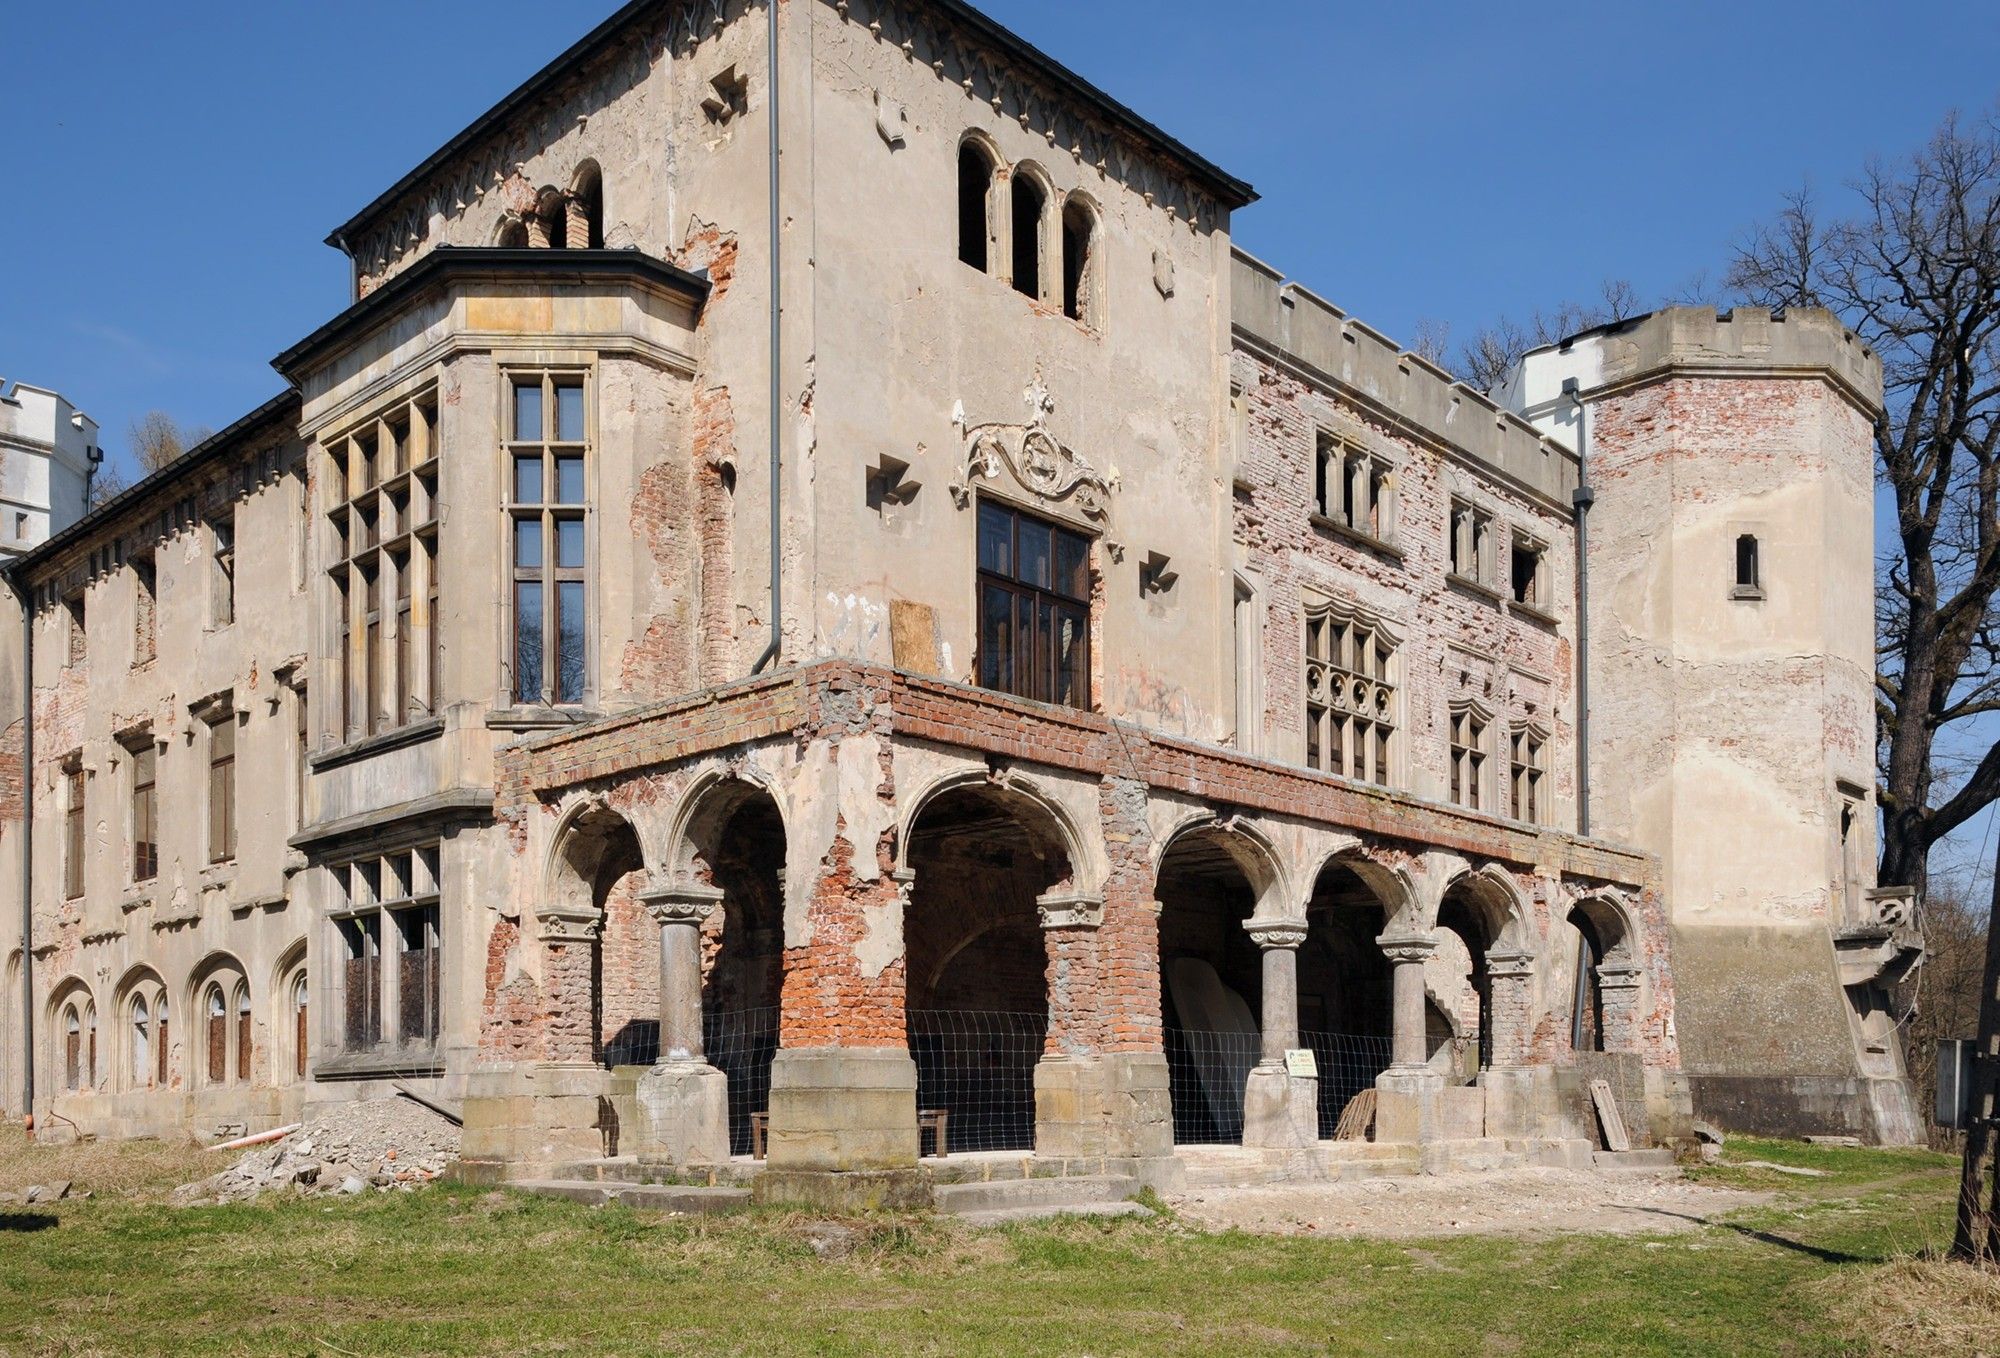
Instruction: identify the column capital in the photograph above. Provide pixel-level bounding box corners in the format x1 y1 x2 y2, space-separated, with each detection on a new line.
638 880 725 927
1037 890 1104 930
1375 929 1437 965
1486 947 1537 979
1596 963 1644 992
1244 917 1308 950
535 906 603 945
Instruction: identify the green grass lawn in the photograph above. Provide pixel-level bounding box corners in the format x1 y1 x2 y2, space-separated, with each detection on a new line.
0 1135 1985 1358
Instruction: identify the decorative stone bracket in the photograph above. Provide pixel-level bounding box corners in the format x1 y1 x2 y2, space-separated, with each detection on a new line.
1036 890 1104 930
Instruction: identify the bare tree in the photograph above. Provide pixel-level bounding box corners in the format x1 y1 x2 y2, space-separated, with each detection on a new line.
1726 112 2000 902
85 465 128 509
1897 870 1990 1145
1453 279 1642 391
1408 317 1453 370
127 411 213 475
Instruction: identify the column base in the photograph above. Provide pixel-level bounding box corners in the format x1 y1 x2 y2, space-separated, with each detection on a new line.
1478 1065 1544 1139
457 1062 634 1176
634 1060 731 1167
1242 1063 1318 1150
751 1168 933 1211
1034 1053 1173 1159
765 1047 918 1172
1373 1067 1446 1145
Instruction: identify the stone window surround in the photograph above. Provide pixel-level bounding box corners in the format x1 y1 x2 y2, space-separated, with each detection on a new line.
1448 699 1494 812
1311 428 1401 557
502 366 595 711
956 129 1105 331
1301 593 1403 789
322 842 445 1073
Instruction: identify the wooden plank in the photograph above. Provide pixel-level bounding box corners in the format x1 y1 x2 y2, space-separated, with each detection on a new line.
1590 1078 1631 1152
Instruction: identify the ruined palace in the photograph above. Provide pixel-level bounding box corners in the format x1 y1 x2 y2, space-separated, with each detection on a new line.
0 0 1924 1202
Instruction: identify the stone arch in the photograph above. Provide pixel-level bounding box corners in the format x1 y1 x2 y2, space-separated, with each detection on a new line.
187 952 250 1087
898 767 1100 894
541 796 646 1066
495 214 530 248
113 965 169 1092
271 939 309 1084
568 159 605 249
533 185 569 248
1151 812 1291 920
1298 843 1407 1133
47 976 96 1094
1561 891 1643 1055
1432 866 1535 1077
957 130 1004 274
1059 190 1101 325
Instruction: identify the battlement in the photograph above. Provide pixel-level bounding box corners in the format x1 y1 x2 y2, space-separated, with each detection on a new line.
1230 249 1580 510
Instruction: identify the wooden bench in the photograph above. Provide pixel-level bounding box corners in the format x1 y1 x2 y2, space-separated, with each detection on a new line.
748 1108 949 1160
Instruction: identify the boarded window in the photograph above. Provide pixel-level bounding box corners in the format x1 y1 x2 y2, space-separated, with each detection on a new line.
157 999 171 1087
207 715 236 862
131 742 158 881
210 512 235 626
397 904 442 1045
339 914 382 1050
235 984 252 1082
63 765 85 899
205 986 227 1084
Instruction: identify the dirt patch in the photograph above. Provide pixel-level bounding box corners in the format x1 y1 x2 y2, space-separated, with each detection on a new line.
1170 1167 1771 1239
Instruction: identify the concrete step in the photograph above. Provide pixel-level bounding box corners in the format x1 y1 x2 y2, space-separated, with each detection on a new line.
956 1200 1155 1228
544 1157 759 1187
1595 1147 1677 1171
511 1180 751 1214
932 1175 1137 1216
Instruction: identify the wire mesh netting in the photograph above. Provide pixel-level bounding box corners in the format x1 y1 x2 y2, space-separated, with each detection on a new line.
600 1007 781 1157
1166 1026 1393 1144
907 1009 1047 1154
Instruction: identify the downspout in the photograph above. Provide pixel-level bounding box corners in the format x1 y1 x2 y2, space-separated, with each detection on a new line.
7 572 32 1129
1566 378 1593 838
751 0 783 675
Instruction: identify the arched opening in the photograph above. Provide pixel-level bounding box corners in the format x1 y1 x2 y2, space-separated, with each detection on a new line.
1301 855 1399 1136
63 1004 81 1091
537 188 569 250
1563 907 1606 1053
1061 197 1097 324
1435 874 1521 1082
131 994 151 1088
496 216 530 249
290 970 310 1080
205 984 228 1085
234 982 253 1083
958 140 996 272
679 781 787 1156
1156 823 1271 1146
570 162 604 249
905 783 1068 1153
549 806 645 1067
116 967 170 1091
1011 171 1047 300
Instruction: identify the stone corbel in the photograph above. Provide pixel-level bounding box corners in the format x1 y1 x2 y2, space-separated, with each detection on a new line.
1595 963 1644 993
1036 890 1104 930
1244 917 1308 951
639 881 725 927
1486 947 1538 980
535 906 603 946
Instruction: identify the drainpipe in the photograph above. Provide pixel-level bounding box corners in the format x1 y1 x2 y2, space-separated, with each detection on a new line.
751 0 783 675
1566 378 1593 838
7 572 32 1129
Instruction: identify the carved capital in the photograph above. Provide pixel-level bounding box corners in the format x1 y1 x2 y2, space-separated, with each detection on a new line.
1375 929 1437 966
1037 890 1104 930
1595 963 1644 992
639 881 724 928
1244 917 1309 951
536 906 603 945
1486 947 1538 980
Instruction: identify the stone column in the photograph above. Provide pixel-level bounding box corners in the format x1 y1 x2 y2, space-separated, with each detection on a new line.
1241 918 1316 1150
632 882 729 1166
1374 929 1444 1146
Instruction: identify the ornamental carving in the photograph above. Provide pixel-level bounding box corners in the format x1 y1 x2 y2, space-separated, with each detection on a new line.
1244 918 1309 950
949 388 1113 524
639 881 724 927
1036 890 1105 930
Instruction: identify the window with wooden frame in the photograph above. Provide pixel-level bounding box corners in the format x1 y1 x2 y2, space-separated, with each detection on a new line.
324 389 440 739
234 982 252 1083
206 710 236 863
506 373 590 707
331 845 443 1055
128 737 158 883
1510 725 1546 824
62 761 85 900
204 984 227 1084
976 500 1091 709
1314 433 1397 546
1304 603 1398 786
1449 704 1489 811
131 556 157 665
209 510 235 626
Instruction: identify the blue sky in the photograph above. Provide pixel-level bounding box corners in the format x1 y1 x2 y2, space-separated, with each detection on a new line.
3 0 1996 874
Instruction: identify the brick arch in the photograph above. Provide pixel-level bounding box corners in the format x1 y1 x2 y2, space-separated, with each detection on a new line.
896 766 1101 895
1152 812 1294 922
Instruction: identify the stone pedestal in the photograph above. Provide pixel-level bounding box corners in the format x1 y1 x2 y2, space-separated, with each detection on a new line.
634 1060 730 1166
1478 1065 1542 1139
457 1062 635 1179
1035 1052 1174 1159
1373 1067 1446 1146
1242 1063 1319 1150
752 1047 925 1207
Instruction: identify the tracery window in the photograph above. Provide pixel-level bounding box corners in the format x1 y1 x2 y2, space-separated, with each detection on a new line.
1315 434 1397 545
1305 604 1397 786
1449 705 1489 810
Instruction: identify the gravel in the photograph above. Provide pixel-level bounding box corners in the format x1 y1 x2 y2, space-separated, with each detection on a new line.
173 1097 460 1205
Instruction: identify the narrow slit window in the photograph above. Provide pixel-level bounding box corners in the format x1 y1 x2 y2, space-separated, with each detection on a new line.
131 741 157 882
1061 199 1095 323
958 143 992 272
1735 534 1761 595
1011 175 1046 300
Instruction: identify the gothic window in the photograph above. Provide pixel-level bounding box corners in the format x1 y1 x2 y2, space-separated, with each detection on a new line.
290 971 310 1080
333 845 442 1054
1011 171 1047 300
130 737 158 882
205 984 227 1084
1305 604 1398 786
156 995 171 1087
1315 434 1397 545
570 162 604 249
1449 498 1494 588
1510 725 1546 824
234 982 253 1083
326 389 440 738
62 1004 81 1091
507 372 590 707
958 140 995 272
1449 705 1489 810
1510 533 1547 610
1061 197 1097 324
63 762 85 900
976 501 1091 708
130 994 150 1087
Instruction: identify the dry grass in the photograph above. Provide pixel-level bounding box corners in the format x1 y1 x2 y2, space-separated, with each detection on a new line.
1817 1255 2000 1358
0 1125 213 1201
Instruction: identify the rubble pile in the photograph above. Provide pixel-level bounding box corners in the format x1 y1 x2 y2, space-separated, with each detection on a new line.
174 1097 460 1204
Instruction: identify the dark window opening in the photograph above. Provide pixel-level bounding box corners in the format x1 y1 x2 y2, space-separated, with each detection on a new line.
1511 540 1541 607
976 500 1091 709
1735 534 1761 593
1061 199 1094 323
958 144 991 272
1011 175 1045 299
131 742 157 882
397 904 442 1045
339 914 383 1051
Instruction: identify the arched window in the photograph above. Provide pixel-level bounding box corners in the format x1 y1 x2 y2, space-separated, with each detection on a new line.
206 985 227 1084
958 141 995 272
571 163 604 250
234 983 253 1083
85 1003 98 1088
496 216 529 249
63 1004 81 1091
1061 197 1097 324
537 188 568 250
1567 908 1606 1053
1011 173 1047 300
131 995 151 1087
157 996 171 1087
291 972 309 1080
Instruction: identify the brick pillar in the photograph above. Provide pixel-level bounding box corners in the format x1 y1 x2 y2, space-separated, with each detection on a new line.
1374 929 1445 1145
564 194 590 248
1484 947 1537 1068
535 908 602 1065
1597 963 1644 1054
525 213 552 249
1243 919 1316 1149
1039 890 1105 1058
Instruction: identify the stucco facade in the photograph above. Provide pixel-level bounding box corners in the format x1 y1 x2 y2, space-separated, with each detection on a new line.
0 0 1912 1193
